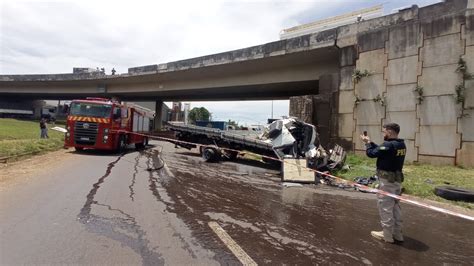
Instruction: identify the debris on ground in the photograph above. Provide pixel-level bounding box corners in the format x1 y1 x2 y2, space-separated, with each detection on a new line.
51 126 67 133
282 182 304 188
434 186 474 202
354 176 378 186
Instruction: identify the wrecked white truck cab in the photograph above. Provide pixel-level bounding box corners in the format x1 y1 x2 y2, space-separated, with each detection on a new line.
260 118 318 159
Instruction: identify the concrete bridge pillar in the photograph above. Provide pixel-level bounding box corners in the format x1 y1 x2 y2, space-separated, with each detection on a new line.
154 100 163 131
288 74 339 149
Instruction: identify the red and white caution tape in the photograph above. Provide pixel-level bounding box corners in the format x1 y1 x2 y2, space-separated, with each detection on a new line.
115 130 474 222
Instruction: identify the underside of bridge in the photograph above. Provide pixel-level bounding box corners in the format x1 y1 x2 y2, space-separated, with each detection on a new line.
0 80 318 102
0 47 338 101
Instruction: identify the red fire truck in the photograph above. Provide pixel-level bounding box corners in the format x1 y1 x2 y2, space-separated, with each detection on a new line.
64 98 154 152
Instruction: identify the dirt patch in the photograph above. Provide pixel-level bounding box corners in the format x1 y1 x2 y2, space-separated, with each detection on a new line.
0 148 73 190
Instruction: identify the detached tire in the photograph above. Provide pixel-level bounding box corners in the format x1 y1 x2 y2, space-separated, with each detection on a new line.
435 186 474 202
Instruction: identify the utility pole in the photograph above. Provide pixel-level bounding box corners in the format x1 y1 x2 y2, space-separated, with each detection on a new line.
271 100 274 119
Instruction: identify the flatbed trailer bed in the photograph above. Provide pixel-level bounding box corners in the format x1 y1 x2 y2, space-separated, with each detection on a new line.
166 123 278 162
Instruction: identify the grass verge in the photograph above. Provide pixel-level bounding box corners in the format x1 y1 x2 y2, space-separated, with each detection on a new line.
0 118 65 159
335 153 474 209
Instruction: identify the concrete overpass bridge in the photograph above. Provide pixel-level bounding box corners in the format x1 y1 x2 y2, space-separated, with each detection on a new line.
0 40 338 102
1 0 473 166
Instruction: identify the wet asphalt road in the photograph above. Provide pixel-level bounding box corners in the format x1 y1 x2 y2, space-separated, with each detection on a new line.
1 141 473 265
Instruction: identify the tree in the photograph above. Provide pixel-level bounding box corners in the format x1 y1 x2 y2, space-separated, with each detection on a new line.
188 107 211 123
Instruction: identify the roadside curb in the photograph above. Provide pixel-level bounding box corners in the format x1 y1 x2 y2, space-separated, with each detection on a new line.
402 194 474 217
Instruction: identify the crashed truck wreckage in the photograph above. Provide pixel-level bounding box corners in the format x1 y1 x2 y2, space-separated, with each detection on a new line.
166 118 346 183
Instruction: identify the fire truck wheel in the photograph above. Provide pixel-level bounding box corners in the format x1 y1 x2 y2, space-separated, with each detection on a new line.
135 139 146 150
117 135 126 153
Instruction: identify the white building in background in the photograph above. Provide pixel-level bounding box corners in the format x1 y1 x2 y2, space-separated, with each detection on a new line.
279 5 383 40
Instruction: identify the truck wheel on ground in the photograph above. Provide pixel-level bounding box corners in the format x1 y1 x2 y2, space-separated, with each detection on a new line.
202 147 220 162
135 138 147 150
75 147 84 152
117 135 126 153
434 186 474 202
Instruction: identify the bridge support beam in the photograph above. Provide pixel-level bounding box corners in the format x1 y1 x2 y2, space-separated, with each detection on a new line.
154 100 163 131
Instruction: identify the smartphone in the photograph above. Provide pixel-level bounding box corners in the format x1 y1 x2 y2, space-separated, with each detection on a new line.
363 131 368 136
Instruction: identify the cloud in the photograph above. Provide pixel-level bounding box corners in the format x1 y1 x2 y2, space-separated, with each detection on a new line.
0 0 313 74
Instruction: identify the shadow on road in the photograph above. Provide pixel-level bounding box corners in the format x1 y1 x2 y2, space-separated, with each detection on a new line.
397 236 430 252
231 157 281 171
173 150 281 172
67 145 157 157
175 151 200 157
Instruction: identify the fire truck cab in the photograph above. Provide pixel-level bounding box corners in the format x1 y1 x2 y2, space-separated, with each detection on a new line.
64 98 154 152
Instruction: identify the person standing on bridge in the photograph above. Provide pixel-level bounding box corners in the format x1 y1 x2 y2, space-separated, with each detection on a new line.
40 118 49 139
360 123 406 243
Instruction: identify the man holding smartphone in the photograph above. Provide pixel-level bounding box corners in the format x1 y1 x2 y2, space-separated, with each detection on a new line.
360 123 407 243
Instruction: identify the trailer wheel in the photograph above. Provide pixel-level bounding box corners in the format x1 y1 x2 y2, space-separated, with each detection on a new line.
202 147 220 162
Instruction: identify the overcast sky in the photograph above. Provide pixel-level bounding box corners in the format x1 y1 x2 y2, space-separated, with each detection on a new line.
1 0 439 125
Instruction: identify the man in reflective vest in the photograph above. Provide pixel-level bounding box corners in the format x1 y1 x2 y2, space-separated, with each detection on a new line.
360 123 406 243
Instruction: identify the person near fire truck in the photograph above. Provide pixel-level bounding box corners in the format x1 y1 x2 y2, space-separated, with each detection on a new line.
40 118 49 139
